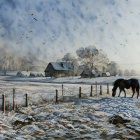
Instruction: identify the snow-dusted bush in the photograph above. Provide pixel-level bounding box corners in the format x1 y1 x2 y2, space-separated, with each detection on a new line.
30 72 44 77
16 71 30 77
16 71 26 77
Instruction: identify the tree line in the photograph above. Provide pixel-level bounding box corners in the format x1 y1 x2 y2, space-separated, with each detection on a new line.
61 45 137 76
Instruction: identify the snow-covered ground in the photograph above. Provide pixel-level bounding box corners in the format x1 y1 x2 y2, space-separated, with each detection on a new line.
2 74 140 85
0 76 139 139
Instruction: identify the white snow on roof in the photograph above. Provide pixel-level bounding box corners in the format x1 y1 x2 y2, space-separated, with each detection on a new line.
50 62 73 71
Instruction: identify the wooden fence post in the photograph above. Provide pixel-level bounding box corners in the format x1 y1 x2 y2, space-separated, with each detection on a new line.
100 85 102 95
62 84 64 101
2 94 5 113
56 90 58 103
25 93 28 107
107 84 109 94
13 88 15 110
90 85 93 97
79 87 81 98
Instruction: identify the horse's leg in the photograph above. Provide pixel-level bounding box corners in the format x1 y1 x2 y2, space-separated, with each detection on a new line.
118 89 122 97
131 88 135 98
136 86 139 99
137 90 139 99
123 89 126 98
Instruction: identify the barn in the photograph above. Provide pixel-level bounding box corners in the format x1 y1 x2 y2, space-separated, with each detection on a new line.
44 62 74 77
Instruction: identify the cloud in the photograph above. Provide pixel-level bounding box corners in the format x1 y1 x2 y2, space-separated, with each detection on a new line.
0 0 140 70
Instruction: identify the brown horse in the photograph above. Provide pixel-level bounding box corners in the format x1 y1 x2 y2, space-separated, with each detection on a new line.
112 79 139 98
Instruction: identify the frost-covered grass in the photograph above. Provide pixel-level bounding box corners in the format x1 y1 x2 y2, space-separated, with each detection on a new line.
0 76 139 139
0 96 140 139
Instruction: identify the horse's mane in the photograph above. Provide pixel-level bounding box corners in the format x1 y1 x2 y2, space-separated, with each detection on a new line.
113 78 125 86
112 79 125 91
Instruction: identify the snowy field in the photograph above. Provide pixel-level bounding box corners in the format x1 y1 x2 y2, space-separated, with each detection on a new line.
3 74 140 85
0 76 139 139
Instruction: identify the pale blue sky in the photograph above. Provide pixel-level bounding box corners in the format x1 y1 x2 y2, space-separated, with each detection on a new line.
0 0 140 71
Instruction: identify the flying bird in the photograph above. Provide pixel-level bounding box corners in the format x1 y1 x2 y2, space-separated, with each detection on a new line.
33 18 38 21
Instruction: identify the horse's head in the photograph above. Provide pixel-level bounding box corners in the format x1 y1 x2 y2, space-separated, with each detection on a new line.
112 87 116 97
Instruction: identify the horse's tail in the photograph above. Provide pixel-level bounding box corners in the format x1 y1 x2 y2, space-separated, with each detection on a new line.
136 81 139 98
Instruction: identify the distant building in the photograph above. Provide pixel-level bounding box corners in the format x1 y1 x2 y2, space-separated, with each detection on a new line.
80 70 99 78
102 72 110 77
80 70 110 78
44 62 74 77
77 65 88 76
80 71 94 78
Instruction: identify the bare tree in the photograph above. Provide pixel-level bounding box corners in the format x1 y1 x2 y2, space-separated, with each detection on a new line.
130 69 136 76
106 61 119 76
118 69 123 76
62 53 75 62
124 69 130 76
76 46 109 72
62 53 79 75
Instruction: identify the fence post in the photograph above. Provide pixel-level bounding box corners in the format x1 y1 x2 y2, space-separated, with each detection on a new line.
90 85 93 97
56 90 58 103
96 82 97 94
25 93 28 107
62 84 64 101
13 88 15 110
107 84 109 94
79 87 81 98
100 85 102 95
2 94 5 113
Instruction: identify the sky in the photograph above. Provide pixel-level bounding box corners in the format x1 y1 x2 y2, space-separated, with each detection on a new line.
0 0 140 71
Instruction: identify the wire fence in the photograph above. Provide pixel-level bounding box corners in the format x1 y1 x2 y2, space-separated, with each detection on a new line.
0 83 111 113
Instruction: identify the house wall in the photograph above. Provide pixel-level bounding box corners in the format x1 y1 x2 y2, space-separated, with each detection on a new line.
53 72 67 77
45 62 74 77
45 63 55 77
102 73 106 77
81 73 96 78
81 74 89 78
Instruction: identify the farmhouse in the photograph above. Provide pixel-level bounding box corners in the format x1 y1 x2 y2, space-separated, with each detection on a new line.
44 62 74 77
